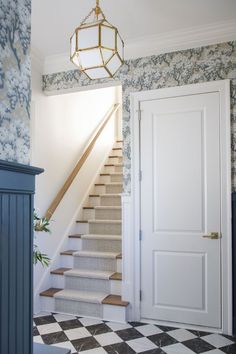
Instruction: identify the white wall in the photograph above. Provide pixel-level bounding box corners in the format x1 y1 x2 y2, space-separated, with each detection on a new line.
31 65 122 312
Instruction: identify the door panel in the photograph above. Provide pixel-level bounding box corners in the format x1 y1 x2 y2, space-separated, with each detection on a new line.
140 92 221 328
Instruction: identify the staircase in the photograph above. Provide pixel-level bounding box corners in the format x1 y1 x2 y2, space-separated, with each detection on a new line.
40 141 129 322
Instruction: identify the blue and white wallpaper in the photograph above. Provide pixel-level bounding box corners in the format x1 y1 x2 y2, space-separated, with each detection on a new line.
43 41 236 194
0 0 31 164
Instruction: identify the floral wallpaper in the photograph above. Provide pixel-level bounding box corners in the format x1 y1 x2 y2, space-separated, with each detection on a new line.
0 0 31 164
43 41 236 194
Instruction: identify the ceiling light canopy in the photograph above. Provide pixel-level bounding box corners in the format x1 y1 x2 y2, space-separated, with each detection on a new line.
70 0 124 80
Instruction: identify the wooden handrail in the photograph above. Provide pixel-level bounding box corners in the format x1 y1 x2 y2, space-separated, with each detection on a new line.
45 103 120 220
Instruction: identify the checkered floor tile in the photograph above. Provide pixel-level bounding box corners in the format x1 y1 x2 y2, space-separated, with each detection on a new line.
33 313 236 354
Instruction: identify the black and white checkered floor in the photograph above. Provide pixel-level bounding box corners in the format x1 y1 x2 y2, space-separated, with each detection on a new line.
34 313 236 354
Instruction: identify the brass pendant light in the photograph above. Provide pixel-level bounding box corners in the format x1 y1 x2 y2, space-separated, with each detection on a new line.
70 0 124 80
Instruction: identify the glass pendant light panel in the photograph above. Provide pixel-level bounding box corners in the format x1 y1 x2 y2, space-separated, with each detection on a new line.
79 48 103 69
101 48 113 64
101 24 116 50
84 67 110 79
117 33 124 60
70 32 76 57
106 54 122 75
71 54 81 68
78 26 99 49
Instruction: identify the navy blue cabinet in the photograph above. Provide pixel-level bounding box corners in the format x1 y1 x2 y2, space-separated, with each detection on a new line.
0 160 43 354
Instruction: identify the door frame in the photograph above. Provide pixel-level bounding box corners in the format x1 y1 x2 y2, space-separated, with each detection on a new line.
127 80 232 334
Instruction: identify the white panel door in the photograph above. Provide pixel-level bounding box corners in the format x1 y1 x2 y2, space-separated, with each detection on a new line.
140 92 222 328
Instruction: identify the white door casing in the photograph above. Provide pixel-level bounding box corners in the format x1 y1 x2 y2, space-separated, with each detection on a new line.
126 80 231 334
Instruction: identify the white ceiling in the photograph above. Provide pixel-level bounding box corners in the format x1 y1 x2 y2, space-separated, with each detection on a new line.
32 0 236 57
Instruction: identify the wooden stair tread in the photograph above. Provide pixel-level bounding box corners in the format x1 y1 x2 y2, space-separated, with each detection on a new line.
89 194 100 197
95 184 105 186
83 207 94 210
51 268 71 275
76 220 89 223
102 295 129 307
40 288 62 297
113 148 122 151
117 254 122 259
68 234 82 238
100 173 110 176
109 156 120 158
110 272 122 281
116 140 123 143
60 250 77 256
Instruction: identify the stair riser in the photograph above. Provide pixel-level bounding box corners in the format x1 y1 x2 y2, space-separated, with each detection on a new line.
114 142 123 149
115 165 123 173
99 175 123 184
51 275 122 296
60 255 74 268
75 223 89 234
74 256 117 272
65 276 110 293
83 209 95 220
108 157 123 164
99 175 111 184
55 298 102 318
95 208 121 220
106 184 123 194
82 239 121 252
89 222 121 235
111 280 122 296
60 255 121 271
117 259 122 273
68 238 82 250
66 277 121 296
94 185 106 194
41 297 126 322
104 166 123 173
110 174 123 183
52 274 65 289
110 150 122 157
88 196 101 207
94 184 122 194
100 196 121 206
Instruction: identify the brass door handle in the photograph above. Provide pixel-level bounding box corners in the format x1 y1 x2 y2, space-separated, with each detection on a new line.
202 232 221 240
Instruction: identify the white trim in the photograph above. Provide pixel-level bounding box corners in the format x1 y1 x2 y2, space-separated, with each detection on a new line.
127 80 232 334
42 20 236 75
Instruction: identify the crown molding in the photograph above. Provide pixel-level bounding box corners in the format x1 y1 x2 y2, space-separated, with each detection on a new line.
43 19 236 75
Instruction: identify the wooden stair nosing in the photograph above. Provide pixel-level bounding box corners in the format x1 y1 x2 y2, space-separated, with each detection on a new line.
40 288 62 297
50 268 71 275
68 234 82 239
83 207 94 210
112 148 122 151
76 220 89 223
89 194 100 197
60 250 77 256
116 140 123 143
110 272 122 281
102 295 129 307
